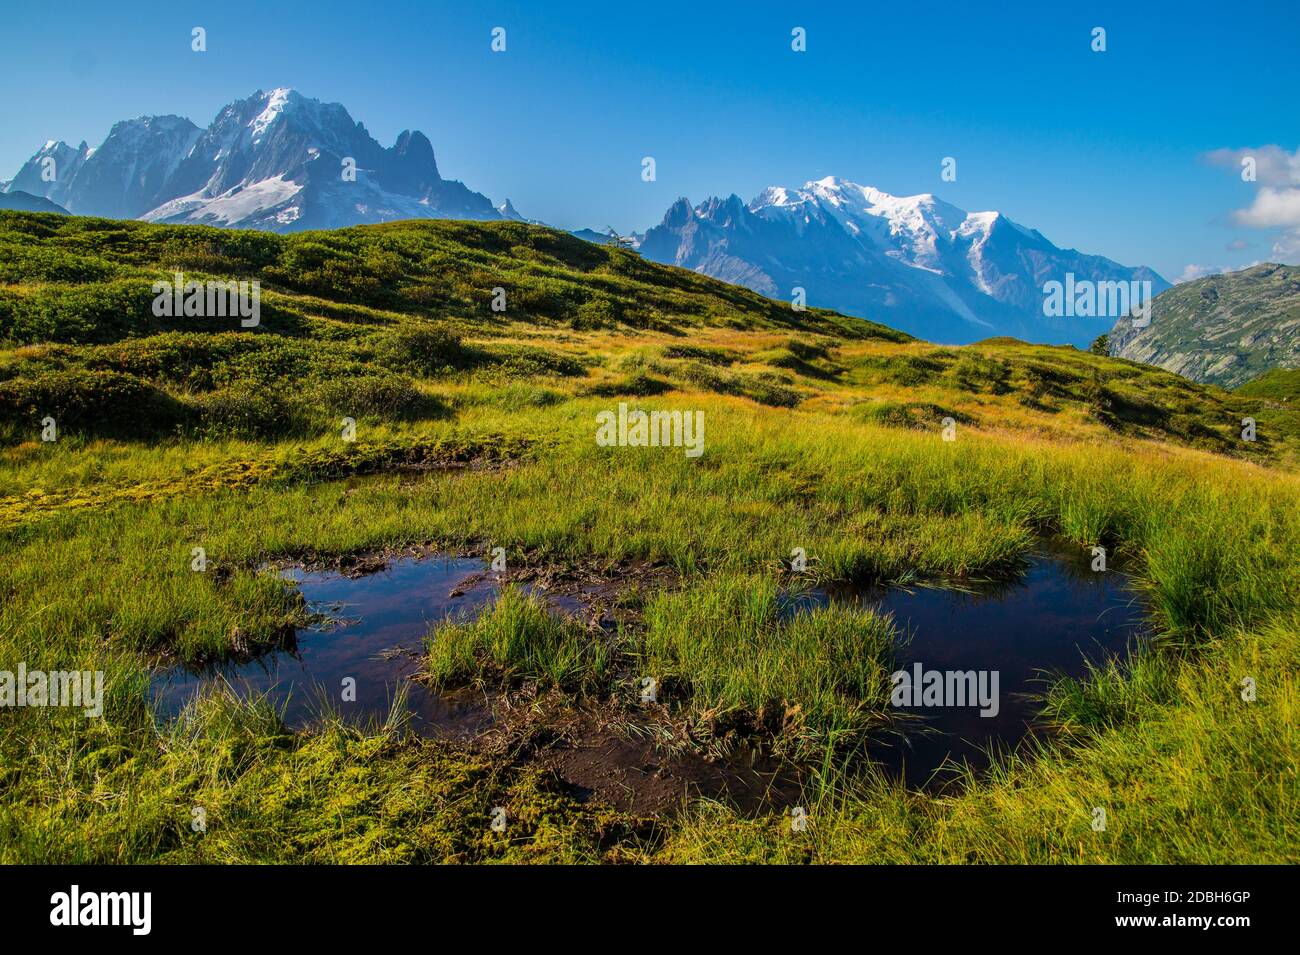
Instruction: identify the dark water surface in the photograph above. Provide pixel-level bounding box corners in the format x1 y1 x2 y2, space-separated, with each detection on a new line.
152 556 498 737
153 548 1148 792
808 550 1148 785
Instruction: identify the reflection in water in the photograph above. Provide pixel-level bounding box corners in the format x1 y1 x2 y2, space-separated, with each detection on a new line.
807 551 1147 786
152 556 498 737
152 548 1148 793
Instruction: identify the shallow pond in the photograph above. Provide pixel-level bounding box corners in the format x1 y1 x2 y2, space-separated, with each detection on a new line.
152 547 1147 794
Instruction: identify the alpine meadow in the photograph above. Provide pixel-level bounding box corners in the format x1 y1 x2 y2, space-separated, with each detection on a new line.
1 4 1298 918
0 211 1296 864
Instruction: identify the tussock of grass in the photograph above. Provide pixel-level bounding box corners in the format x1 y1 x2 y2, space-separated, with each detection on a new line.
850 399 964 430
642 575 897 749
660 343 740 366
586 372 673 398
426 587 610 691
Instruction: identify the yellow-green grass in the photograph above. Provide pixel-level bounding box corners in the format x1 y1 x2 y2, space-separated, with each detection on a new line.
427 586 612 690
2 397 1296 862
640 573 899 752
1 211 1298 863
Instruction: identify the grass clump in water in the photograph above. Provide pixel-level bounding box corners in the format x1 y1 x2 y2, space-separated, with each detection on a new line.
641 574 898 750
426 586 610 691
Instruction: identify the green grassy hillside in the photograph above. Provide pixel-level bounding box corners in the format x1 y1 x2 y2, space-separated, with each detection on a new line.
1109 262 1300 388
1 211 1297 864
2 212 1294 464
1236 366 1300 403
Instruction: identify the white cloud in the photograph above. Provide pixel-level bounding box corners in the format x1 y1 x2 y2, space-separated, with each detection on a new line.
1270 230 1300 261
1203 145 1300 186
1233 186 1300 228
1271 234 1300 263
1176 260 1269 284
1203 144 1300 265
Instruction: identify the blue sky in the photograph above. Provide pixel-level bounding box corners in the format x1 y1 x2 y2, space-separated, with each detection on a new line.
2 0 1298 280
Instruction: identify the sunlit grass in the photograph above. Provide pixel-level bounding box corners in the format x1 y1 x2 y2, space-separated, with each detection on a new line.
1 211 1297 863
427 586 611 690
641 573 898 750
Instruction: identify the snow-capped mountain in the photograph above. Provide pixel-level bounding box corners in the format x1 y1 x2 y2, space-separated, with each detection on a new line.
636 176 1169 345
4 97 1165 345
2 89 506 231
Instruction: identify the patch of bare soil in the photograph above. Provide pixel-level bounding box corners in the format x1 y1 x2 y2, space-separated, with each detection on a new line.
544 720 805 817
473 690 805 818
449 553 679 629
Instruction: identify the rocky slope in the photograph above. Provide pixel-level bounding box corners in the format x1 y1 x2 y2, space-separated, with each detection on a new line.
1108 263 1300 388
